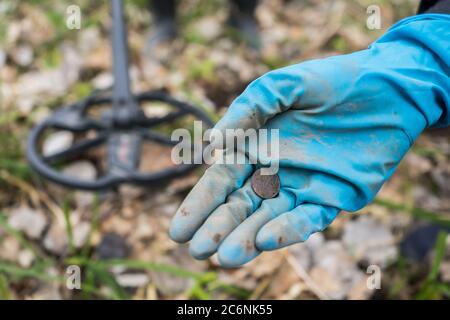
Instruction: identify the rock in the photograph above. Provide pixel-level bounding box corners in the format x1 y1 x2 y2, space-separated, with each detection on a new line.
16 96 35 114
115 273 150 288
288 233 325 272
119 184 145 199
193 17 222 41
102 215 135 236
440 260 450 283
288 244 312 271
17 70 64 98
60 44 83 85
73 191 96 209
167 172 199 194
157 202 181 218
0 50 7 68
6 21 21 45
62 161 97 180
288 233 370 299
347 275 372 300
8 205 47 239
265 263 301 298
311 240 366 299
247 251 285 278
133 214 154 241
412 186 442 211
11 44 33 67
78 27 101 56
96 233 130 260
18 249 35 268
92 72 113 90
30 284 62 300
140 59 168 87
309 266 341 298
342 215 397 268
30 268 61 300
142 102 172 118
43 222 68 254
339 25 371 49
152 246 206 295
304 232 325 251
42 131 74 157
15 44 81 106
0 237 21 262
73 221 90 248
404 153 433 176
431 165 450 196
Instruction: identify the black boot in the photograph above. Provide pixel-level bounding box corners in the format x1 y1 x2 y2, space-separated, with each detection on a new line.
227 0 260 50
145 0 178 54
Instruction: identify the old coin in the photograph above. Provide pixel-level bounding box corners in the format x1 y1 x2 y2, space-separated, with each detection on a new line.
251 169 280 199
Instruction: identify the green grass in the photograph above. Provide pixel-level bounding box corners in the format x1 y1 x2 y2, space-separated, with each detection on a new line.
0 273 12 300
62 198 76 255
415 231 449 299
0 196 250 300
374 198 450 228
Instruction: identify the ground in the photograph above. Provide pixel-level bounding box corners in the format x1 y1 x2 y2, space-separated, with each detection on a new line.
0 0 450 300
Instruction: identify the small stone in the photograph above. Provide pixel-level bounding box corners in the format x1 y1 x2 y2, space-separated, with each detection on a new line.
62 161 97 180
73 191 96 209
30 268 62 300
43 222 68 254
11 44 33 67
288 244 312 271
304 232 325 251
343 216 397 268
18 249 35 268
73 222 90 248
193 17 221 41
251 169 280 199
151 246 203 295
42 131 74 157
8 205 47 239
96 233 130 260
0 237 21 262
115 273 150 288
431 166 450 195
0 50 6 68
440 261 450 283
404 153 432 176
119 184 145 199
311 240 365 299
92 72 113 90
16 96 35 114
78 27 101 56
133 214 154 240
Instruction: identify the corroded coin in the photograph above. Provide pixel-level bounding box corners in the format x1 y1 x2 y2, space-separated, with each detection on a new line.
251 169 280 199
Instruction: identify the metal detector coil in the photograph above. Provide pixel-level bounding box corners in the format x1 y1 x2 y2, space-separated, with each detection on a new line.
27 0 213 190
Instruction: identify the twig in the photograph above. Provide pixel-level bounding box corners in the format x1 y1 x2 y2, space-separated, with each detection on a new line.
284 251 330 300
248 276 272 300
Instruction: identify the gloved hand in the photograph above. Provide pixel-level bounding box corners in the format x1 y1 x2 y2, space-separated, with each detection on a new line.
170 14 450 267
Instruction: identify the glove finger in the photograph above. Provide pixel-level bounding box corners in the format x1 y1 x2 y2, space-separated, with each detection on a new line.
217 190 294 267
170 162 253 243
256 203 339 251
188 178 261 260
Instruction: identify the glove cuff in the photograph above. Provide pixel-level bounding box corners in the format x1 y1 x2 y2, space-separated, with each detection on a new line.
374 14 450 134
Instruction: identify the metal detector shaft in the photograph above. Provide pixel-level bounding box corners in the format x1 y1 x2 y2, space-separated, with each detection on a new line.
111 0 132 104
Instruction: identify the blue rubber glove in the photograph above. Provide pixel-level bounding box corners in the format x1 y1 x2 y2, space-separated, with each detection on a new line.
170 14 450 267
